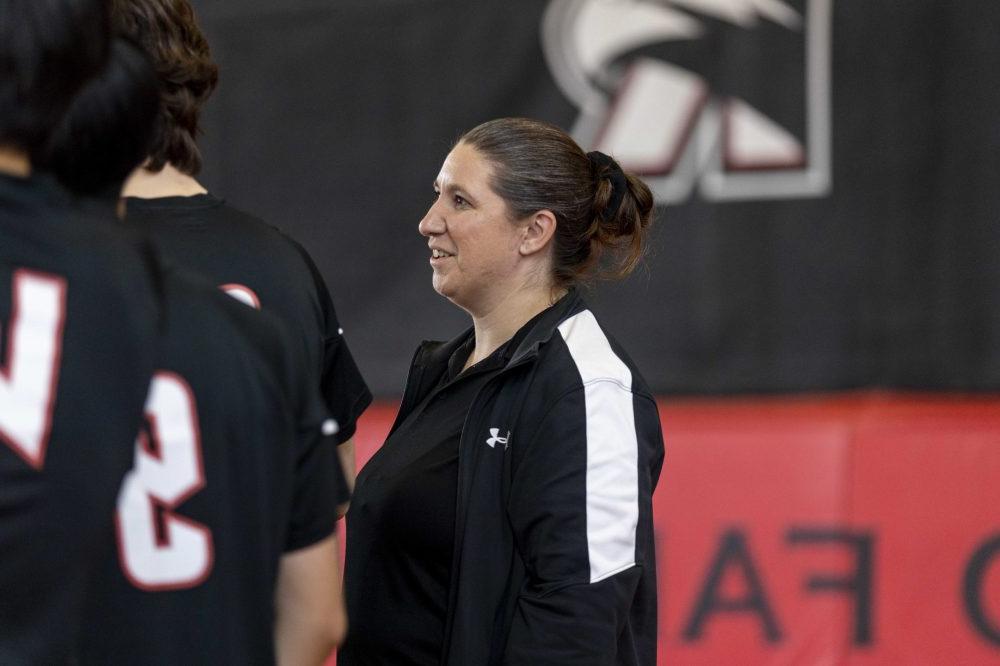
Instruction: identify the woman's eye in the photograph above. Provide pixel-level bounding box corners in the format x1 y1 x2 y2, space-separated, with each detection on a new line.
453 195 467 207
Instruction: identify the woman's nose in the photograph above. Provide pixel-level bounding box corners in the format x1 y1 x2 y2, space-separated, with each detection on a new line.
418 204 444 237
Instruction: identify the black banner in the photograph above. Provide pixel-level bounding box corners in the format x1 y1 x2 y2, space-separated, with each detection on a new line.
191 0 1000 396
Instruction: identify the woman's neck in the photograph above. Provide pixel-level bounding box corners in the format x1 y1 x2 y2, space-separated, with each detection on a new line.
464 285 567 371
122 162 207 199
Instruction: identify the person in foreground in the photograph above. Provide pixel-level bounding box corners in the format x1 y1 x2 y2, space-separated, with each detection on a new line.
341 117 665 665
0 2 162 662
111 0 371 497
42 37 347 666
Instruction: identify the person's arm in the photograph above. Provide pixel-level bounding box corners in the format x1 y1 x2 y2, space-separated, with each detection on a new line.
336 436 355 516
268 293 351 665
503 386 661 664
279 377 349 662
274 532 346 666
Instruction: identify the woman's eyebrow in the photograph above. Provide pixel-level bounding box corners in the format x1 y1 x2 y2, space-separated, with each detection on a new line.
438 181 476 202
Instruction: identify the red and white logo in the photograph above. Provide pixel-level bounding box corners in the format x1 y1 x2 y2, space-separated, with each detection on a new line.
542 0 833 203
219 283 261 310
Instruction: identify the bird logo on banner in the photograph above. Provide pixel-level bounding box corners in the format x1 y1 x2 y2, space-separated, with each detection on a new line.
541 0 833 203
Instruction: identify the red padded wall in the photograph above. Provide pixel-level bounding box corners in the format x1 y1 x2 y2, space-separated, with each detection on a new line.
337 393 1000 665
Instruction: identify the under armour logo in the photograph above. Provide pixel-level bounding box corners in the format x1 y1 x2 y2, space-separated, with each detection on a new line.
486 428 510 449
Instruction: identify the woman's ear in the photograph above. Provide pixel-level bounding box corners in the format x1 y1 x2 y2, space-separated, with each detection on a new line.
520 209 557 257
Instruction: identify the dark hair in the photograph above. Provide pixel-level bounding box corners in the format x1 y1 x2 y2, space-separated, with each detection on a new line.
459 118 654 288
0 0 111 160
111 0 218 175
43 39 160 199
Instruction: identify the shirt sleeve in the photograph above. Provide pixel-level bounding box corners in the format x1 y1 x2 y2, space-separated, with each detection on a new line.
285 424 345 552
282 324 350 552
502 385 658 664
320 323 371 443
288 236 373 444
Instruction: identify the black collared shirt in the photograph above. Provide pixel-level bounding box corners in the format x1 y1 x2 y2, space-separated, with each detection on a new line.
341 332 517 666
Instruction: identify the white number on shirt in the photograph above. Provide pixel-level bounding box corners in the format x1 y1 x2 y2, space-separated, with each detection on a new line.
0 269 67 470
116 371 213 590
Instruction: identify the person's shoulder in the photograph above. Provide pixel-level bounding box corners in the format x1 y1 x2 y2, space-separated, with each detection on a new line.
28 200 166 328
540 306 654 400
4 178 146 272
212 200 295 244
162 265 294 371
215 200 325 276
218 201 342 311
211 199 272 232
127 195 281 241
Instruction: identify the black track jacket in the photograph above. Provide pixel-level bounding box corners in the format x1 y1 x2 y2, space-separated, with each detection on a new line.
387 290 664 665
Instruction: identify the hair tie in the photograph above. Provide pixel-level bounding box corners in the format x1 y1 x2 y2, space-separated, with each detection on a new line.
587 151 628 223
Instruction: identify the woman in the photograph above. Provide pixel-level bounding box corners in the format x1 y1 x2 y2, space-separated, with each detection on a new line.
343 118 665 665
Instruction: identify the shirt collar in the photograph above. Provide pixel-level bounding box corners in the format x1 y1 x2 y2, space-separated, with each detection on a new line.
414 288 587 375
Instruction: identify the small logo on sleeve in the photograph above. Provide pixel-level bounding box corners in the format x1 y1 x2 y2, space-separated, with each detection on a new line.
486 428 510 449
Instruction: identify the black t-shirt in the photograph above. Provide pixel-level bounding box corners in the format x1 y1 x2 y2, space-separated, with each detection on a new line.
340 334 514 666
78 263 342 665
124 194 372 445
0 173 161 664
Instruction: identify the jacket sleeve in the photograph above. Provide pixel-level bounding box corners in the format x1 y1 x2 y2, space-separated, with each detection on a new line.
502 383 658 665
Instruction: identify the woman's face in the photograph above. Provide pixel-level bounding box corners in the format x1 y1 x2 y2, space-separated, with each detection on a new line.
418 143 525 314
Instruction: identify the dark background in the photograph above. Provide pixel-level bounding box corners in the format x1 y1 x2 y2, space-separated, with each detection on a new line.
189 0 1000 397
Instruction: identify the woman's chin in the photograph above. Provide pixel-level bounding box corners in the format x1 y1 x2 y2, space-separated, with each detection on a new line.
431 274 457 297
430 276 446 296
432 282 473 313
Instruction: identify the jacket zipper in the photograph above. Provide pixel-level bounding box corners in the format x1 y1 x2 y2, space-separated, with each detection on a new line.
442 352 539 664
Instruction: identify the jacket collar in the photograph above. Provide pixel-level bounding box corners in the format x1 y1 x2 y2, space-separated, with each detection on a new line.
507 287 586 365
413 288 587 373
